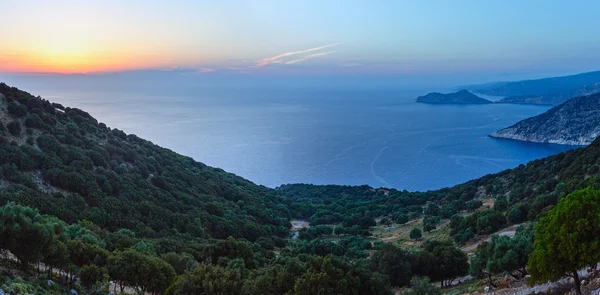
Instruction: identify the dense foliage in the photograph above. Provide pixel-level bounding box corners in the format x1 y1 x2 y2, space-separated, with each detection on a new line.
528 187 600 295
0 82 291 244
280 135 600 245
2 82 600 294
470 225 534 286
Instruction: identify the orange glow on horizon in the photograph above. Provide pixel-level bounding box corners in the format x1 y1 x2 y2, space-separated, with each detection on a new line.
1 49 180 74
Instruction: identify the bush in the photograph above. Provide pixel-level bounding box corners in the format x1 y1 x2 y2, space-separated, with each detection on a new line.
410 227 422 240
7 120 21 136
406 277 441 295
396 213 409 224
7 102 27 117
79 264 108 288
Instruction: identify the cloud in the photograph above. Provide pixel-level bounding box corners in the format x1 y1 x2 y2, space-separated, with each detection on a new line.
255 43 339 67
285 51 336 65
197 67 216 73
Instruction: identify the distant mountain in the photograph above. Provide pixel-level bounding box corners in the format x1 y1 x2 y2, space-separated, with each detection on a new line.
495 82 600 106
416 89 492 104
491 93 600 145
469 71 600 106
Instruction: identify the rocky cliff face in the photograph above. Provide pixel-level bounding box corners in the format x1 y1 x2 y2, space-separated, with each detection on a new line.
491 93 600 145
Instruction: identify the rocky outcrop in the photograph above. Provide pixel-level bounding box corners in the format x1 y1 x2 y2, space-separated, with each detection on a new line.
491 93 600 145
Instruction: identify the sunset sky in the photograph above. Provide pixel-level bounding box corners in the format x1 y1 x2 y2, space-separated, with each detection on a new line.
2 0 600 76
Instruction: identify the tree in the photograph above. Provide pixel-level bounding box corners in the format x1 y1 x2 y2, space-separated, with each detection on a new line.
108 249 175 294
528 188 600 295
407 277 441 295
161 252 198 275
396 214 409 224
410 228 422 240
6 120 21 136
67 239 108 268
423 216 440 233
293 255 392 295
424 203 440 216
470 226 533 286
7 102 27 117
42 240 69 278
166 263 243 295
79 264 108 288
0 203 57 270
493 197 508 211
423 241 469 288
506 203 529 224
370 243 412 287
465 200 483 212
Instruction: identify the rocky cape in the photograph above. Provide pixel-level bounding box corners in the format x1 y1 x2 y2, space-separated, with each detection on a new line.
469 70 600 106
490 93 600 145
416 90 492 104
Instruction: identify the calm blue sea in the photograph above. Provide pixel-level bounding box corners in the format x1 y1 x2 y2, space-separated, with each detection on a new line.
37 86 574 191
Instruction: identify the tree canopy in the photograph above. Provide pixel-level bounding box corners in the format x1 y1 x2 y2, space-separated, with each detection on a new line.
528 187 600 295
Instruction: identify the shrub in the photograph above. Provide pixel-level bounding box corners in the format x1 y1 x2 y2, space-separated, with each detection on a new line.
7 120 21 136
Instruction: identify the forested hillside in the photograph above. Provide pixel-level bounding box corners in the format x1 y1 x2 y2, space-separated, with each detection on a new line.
281 136 600 244
2 82 600 295
0 82 291 243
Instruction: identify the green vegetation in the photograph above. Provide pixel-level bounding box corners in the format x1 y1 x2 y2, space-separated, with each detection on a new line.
410 227 422 240
529 188 600 295
470 225 534 286
1 82 600 294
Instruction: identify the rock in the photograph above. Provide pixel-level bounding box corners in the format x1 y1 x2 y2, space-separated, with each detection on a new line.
70 289 78 295
48 280 56 286
0 288 5 295
484 286 490 292
591 287 600 295
490 93 600 145
582 279 587 285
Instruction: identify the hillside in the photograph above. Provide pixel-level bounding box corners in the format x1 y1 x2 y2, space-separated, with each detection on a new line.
0 83 399 295
416 89 492 104
491 93 600 145
0 82 291 242
470 70 600 97
1 82 600 295
495 82 600 106
281 135 600 244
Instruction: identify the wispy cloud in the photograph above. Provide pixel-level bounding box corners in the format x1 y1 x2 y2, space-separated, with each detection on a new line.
255 43 339 67
285 51 336 65
197 67 216 73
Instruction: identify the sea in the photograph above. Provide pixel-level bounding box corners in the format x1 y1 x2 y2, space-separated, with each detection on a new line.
23 84 576 191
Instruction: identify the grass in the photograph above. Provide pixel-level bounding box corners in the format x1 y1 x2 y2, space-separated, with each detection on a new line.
371 218 453 249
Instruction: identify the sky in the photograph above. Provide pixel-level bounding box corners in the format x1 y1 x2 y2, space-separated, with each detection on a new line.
2 0 600 78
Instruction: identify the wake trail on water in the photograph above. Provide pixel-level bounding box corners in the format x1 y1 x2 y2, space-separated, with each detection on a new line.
371 146 390 187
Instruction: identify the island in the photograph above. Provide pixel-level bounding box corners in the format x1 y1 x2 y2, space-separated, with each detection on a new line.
416 89 492 104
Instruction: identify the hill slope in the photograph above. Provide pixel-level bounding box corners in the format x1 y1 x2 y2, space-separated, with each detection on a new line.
281 136 600 244
495 82 600 106
470 70 600 97
491 93 600 145
1 83 600 294
416 89 492 104
0 82 291 242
